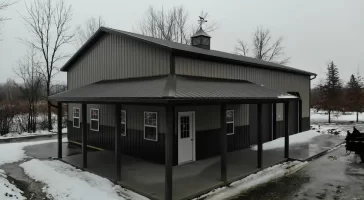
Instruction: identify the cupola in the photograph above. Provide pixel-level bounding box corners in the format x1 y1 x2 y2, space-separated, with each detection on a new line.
191 28 211 50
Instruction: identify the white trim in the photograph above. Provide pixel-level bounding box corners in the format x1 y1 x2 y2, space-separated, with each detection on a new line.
121 110 126 136
73 107 80 128
90 108 99 131
226 110 234 135
143 111 158 141
177 111 196 165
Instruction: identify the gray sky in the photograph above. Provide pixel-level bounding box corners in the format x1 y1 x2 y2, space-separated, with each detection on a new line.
1 0 363 86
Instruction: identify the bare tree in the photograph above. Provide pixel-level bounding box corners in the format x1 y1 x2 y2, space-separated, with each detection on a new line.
75 16 105 47
235 26 290 65
13 48 43 133
0 0 16 36
20 0 74 130
137 6 218 44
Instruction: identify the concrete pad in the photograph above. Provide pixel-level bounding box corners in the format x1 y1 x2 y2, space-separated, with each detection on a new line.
25 142 286 200
24 142 86 159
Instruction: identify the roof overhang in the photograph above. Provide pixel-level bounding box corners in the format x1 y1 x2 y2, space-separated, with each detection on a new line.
49 75 298 104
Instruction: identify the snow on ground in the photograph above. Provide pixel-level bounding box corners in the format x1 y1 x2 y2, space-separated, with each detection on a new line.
0 169 26 200
251 130 321 150
0 138 67 166
310 109 364 136
311 109 364 123
20 159 149 200
0 128 67 139
196 161 308 200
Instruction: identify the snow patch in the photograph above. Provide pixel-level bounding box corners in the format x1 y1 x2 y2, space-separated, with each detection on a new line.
0 128 67 139
251 130 320 150
278 94 297 98
0 169 26 200
310 109 364 123
20 159 149 200
196 161 307 200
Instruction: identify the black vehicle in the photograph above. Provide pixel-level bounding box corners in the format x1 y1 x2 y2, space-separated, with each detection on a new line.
345 127 364 163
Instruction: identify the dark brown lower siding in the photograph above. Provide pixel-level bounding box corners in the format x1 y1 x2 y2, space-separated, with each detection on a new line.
67 121 165 164
276 120 285 138
69 121 301 164
276 117 310 138
302 117 310 131
196 126 250 160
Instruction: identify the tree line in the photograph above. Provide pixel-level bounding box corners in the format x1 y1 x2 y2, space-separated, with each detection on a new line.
312 61 364 123
1 0 292 135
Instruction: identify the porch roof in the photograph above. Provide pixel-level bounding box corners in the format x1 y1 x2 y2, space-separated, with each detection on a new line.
49 75 297 103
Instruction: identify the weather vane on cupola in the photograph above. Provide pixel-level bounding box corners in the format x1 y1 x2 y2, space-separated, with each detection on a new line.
198 16 207 29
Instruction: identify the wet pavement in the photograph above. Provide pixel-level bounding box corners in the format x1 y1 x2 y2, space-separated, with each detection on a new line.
289 134 344 160
233 146 364 200
0 140 76 200
1 160 50 200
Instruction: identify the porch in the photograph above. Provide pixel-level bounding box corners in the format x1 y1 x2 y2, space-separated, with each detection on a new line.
60 144 285 200
49 75 298 200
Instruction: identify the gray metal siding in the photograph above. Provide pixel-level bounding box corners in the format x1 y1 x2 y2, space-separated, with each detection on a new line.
175 104 249 131
67 34 170 90
68 104 167 133
175 56 310 118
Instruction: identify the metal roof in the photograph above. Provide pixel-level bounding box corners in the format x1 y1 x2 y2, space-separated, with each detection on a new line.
191 28 211 38
60 27 316 76
49 75 296 102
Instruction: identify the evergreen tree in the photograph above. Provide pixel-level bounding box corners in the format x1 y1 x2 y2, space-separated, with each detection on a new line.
346 74 364 122
318 61 343 123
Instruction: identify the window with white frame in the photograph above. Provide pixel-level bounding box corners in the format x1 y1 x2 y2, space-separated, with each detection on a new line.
226 110 234 135
73 107 80 128
121 110 126 136
144 112 158 141
90 108 99 131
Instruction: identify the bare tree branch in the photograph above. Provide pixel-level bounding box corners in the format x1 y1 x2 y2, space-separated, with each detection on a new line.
20 0 74 130
137 6 219 44
0 0 17 38
235 26 290 65
13 47 43 133
75 16 105 47
235 40 249 56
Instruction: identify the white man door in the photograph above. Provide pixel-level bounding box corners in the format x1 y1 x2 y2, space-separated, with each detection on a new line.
178 111 195 165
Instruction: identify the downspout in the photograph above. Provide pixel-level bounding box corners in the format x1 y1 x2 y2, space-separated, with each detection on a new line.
309 74 317 129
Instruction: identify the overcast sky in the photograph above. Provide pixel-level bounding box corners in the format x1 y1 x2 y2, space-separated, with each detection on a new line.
0 0 363 86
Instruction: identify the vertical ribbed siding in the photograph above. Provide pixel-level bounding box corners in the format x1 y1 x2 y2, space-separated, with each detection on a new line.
276 103 284 121
67 34 170 90
175 56 310 118
67 104 167 164
68 104 166 133
175 104 249 131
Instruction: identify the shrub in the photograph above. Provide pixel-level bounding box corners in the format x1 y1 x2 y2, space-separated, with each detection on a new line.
0 103 16 135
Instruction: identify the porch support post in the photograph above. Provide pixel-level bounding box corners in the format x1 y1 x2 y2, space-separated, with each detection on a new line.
57 102 62 159
165 104 174 200
115 104 122 181
284 102 290 159
82 103 88 169
298 100 302 132
220 103 227 183
257 103 262 168
272 103 277 140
